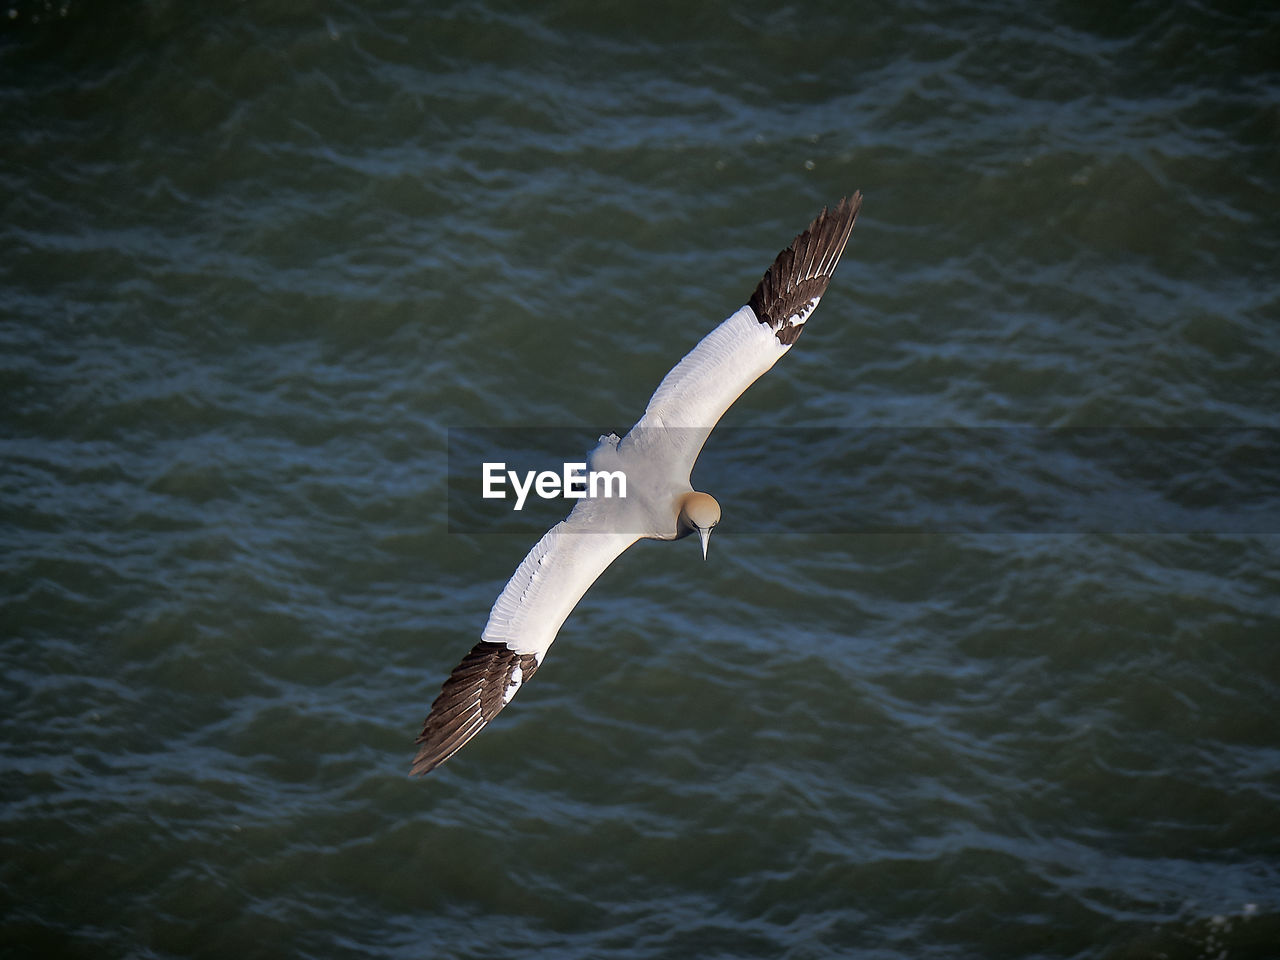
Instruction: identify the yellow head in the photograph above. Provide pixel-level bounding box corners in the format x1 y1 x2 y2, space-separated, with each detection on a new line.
678 492 721 560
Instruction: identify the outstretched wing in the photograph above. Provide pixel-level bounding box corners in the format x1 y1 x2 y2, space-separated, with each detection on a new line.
626 194 861 476
412 520 638 775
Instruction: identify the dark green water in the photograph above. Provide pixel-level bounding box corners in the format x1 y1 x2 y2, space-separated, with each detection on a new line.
3 2 1279 958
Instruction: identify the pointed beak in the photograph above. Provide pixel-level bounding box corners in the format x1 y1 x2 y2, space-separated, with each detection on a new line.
697 524 712 561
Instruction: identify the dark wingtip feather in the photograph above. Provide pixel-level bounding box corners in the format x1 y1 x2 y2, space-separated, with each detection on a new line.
411 640 541 775
748 192 862 345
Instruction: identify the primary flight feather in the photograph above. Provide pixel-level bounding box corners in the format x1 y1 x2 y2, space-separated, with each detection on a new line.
412 194 862 775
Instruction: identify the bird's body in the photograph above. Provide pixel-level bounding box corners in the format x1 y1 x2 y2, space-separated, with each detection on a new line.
413 195 862 775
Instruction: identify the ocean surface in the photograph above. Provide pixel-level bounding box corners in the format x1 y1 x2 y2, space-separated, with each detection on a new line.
3 1 1279 957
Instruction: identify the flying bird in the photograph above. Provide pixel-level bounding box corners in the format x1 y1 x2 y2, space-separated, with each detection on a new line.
412 194 862 774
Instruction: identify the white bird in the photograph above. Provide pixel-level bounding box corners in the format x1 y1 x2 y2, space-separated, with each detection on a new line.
412 194 862 775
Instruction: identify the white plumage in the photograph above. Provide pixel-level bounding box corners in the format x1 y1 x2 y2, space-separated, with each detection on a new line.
412 195 861 775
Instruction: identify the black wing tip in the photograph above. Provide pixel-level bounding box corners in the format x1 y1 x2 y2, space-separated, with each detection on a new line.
748 192 862 345
410 640 541 776
409 747 451 777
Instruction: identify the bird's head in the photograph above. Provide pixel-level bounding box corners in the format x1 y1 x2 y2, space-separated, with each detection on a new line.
678 491 721 560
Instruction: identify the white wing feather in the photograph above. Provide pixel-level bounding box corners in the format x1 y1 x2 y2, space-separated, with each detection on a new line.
626 304 791 481
482 518 639 659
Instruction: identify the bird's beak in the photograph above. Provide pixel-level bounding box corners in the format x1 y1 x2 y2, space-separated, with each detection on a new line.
697 525 712 561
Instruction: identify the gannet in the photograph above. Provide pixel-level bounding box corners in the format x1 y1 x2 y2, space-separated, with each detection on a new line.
412 194 862 775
